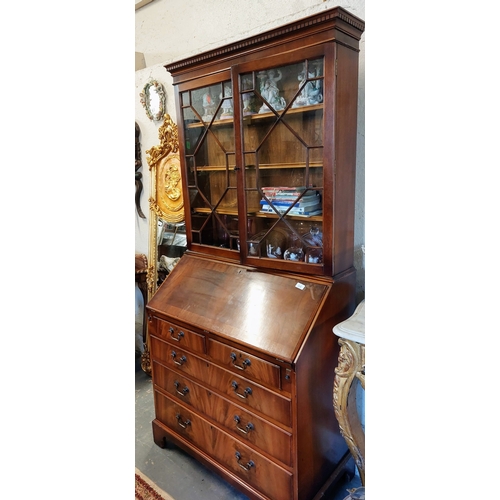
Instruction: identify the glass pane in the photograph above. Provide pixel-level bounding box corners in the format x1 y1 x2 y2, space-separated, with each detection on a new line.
190 84 223 124
241 59 325 267
217 82 234 121
289 59 324 109
256 68 288 114
182 81 238 252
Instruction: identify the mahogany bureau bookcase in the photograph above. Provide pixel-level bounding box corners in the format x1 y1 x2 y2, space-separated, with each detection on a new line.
146 7 365 500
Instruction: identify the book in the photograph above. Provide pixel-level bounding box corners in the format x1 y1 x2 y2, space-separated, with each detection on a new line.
261 186 308 194
260 194 320 208
260 203 322 215
261 186 313 199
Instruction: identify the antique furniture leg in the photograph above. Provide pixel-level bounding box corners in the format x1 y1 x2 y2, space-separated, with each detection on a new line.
135 253 151 375
333 300 365 485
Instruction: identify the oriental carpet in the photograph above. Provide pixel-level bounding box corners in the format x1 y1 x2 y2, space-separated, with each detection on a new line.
135 468 175 500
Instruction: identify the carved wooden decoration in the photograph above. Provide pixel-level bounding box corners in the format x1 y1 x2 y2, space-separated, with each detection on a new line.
135 122 146 219
333 338 365 485
147 114 183 224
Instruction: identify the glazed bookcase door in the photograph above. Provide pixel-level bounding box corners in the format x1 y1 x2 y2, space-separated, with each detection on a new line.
236 52 328 275
176 46 339 277
179 77 242 260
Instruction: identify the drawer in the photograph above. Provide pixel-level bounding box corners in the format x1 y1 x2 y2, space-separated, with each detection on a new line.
154 390 293 500
153 360 293 466
208 338 281 389
151 336 292 427
153 317 206 354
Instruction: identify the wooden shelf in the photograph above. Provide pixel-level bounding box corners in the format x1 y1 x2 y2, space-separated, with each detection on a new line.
185 103 323 129
192 207 241 216
255 212 323 222
192 207 322 222
191 162 323 172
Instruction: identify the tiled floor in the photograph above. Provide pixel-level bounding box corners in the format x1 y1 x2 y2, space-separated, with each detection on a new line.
135 352 362 500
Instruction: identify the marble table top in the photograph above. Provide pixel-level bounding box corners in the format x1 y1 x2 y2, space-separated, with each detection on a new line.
333 299 365 345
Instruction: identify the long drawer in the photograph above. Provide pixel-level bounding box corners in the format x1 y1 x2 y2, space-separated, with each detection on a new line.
151 335 292 426
153 360 293 466
154 389 293 500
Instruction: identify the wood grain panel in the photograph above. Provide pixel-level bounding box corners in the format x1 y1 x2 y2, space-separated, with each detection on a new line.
154 317 206 354
208 338 281 389
153 360 292 466
147 254 328 361
154 390 293 500
151 335 292 426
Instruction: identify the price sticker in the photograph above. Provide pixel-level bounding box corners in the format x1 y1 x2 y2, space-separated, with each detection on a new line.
295 282 306 290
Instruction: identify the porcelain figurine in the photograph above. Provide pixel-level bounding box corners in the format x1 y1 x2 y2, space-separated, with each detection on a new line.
258 69 286 113
202 93 217 122
292 66 323 108
219 85 233 119
241 77 256 115
158 255 180 273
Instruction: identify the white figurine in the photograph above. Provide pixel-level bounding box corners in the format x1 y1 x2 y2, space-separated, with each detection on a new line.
202 93 216 122
292 67 323 108
258 69 286 113
219 85 233 119
241 77 256 115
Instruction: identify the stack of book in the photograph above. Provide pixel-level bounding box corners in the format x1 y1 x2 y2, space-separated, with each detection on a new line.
260 187 322 216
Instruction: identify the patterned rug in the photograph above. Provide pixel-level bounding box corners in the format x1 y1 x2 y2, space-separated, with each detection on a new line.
135 468 175 500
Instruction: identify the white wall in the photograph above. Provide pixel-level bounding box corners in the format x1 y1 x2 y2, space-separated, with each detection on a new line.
135 0 365 300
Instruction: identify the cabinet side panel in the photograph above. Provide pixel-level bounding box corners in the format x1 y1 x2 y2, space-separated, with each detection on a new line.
294 270 355 499
333 44 360 276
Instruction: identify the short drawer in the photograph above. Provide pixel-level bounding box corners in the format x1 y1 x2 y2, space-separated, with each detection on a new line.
153 317 205 354
154 390 293 500
151 336 292 427
208 338 281 390
153 360 293 466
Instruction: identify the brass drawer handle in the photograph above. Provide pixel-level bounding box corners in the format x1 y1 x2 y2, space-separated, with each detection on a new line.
169 326 185 342
171 351 187 366
174 381 189 397
230 352 251 370
231 381 252 399
233 415 254 435
175 413 191 429
235 451 255 471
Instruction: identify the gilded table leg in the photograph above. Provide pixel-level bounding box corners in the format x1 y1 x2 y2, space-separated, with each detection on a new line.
141 345 151 375
333 338 365 485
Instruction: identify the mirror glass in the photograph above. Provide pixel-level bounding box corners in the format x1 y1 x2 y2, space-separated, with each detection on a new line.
156 219 187 287
140 80 166 121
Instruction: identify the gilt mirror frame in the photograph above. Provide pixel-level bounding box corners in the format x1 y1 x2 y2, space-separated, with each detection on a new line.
141 114 183 375
140 80 166 121
146 113 184 303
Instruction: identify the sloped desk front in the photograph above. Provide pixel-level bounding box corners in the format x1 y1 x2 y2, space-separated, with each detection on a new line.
146 253 356 500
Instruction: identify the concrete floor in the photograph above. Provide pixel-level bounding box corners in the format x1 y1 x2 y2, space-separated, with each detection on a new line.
135 352 362 500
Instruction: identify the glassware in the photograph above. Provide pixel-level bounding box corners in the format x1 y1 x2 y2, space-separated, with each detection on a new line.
266 229 286 259
284 232 304 262
304 225 323 264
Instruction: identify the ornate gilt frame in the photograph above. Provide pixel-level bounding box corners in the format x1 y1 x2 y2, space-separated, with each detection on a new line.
141 114 183 374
